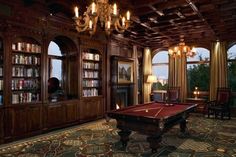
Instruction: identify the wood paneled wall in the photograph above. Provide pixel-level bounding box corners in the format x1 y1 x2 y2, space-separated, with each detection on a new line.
0 1 144 144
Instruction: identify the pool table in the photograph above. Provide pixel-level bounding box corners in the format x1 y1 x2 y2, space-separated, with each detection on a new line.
107 102 197 152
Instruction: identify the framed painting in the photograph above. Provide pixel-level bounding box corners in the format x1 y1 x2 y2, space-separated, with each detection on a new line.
118 61 133 83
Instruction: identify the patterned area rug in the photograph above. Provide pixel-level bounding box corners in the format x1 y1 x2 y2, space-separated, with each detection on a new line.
0 114 236 157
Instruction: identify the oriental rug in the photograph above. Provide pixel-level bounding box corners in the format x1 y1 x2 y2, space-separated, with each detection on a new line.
0 114 236 157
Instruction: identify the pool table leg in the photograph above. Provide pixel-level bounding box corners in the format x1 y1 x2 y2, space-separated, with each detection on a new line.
180 119 187 134
147 135 162 153
118 130 131 147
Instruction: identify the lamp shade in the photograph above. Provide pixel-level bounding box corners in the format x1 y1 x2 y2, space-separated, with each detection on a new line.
147 75 157 83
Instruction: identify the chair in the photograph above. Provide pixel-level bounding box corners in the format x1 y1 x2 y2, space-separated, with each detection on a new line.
207 88 231 120
166 87 180 103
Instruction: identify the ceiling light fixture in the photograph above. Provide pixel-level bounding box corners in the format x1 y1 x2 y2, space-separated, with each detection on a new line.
73 0 131 35
168 39 196 58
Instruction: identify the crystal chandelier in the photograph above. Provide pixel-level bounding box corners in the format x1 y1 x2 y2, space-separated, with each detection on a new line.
168 40 196 58
73 0 131 35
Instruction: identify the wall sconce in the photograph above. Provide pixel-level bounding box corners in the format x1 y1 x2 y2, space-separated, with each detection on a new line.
193 86 200 98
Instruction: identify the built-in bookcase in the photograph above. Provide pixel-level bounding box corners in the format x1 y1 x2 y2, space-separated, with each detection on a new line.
11 41 41 104
82 49 102 97
0 39 3 106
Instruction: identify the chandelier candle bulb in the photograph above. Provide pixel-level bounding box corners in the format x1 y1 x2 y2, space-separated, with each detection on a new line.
89 20 93 29
92 2 96 14
74 6 79 18
107 21 111 29
122 17 125 26
127 11 130 20
113 3 117 15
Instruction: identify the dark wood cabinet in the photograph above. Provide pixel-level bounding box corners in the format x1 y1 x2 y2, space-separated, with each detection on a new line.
64 102 78 124
27 105 42 133
5 107 28 137
0 108 3 144
79 97 104 122
4 104 42 139
45 100 79 130
45 104 65 129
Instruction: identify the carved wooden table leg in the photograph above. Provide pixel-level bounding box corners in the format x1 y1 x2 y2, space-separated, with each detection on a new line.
118 130 131 147
180 119 187 133
147 135 162 153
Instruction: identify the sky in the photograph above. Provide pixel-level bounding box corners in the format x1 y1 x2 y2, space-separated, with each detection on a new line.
48 41 62 81
152 45 236 81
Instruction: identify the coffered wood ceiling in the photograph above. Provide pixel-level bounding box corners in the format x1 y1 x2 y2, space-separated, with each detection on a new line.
4 0 236 49
120 0 236 49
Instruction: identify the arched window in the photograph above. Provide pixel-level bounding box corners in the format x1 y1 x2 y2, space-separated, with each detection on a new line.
48 41 63 83
152 50 169 90
47 38 78 102
187 48 210 97
227 44 236 91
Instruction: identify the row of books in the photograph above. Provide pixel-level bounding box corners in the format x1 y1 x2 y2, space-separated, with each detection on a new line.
12 79 39 90
0 80 3 90
82 80 100 87
0 95 2 104
0 41 2 50
82 52 100 61
12 42 41 53
12 67 40 77
83 62 99 69
0 67 2 77
12 93 40 104
83 89 99 97
83 71 99 78
12 54 40 65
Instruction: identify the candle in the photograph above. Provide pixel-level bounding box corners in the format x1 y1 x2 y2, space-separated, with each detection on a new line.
107 21 111 29
122 17 125 26
89 20 93 29
91 2 96 14
126 11 130 20
74 6 79 18
113 3 117 15
183 46 187 52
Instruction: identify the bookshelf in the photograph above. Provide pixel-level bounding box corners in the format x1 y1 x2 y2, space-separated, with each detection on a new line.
11 41 41 104
82 49 102 97
0 39 3 106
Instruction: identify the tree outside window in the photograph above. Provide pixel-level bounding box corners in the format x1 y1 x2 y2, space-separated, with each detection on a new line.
187 48 210 98
227 44 236 106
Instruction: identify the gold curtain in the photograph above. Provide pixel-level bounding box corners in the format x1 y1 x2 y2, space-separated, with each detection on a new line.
168 55 187 102
143 48 152 103
209 42 228 100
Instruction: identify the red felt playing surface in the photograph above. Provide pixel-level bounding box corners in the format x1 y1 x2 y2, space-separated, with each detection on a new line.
115 103 193 119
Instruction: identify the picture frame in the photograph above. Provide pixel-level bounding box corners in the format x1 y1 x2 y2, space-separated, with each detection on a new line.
118 61 133 83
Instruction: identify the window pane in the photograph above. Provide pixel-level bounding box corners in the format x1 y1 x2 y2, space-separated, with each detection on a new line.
187 63 210 92
152 51 169 63
48 41 62 56
50 59 62 82
228 45 236 60
227 44 236 92
152 51 169 90
187 48 210 62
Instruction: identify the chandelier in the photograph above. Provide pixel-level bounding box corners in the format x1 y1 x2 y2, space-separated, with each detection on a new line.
168 40 196 58
73 0 131 35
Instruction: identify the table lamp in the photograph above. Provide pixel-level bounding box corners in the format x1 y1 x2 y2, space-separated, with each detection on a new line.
147 74 157 101
193 86 200 98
